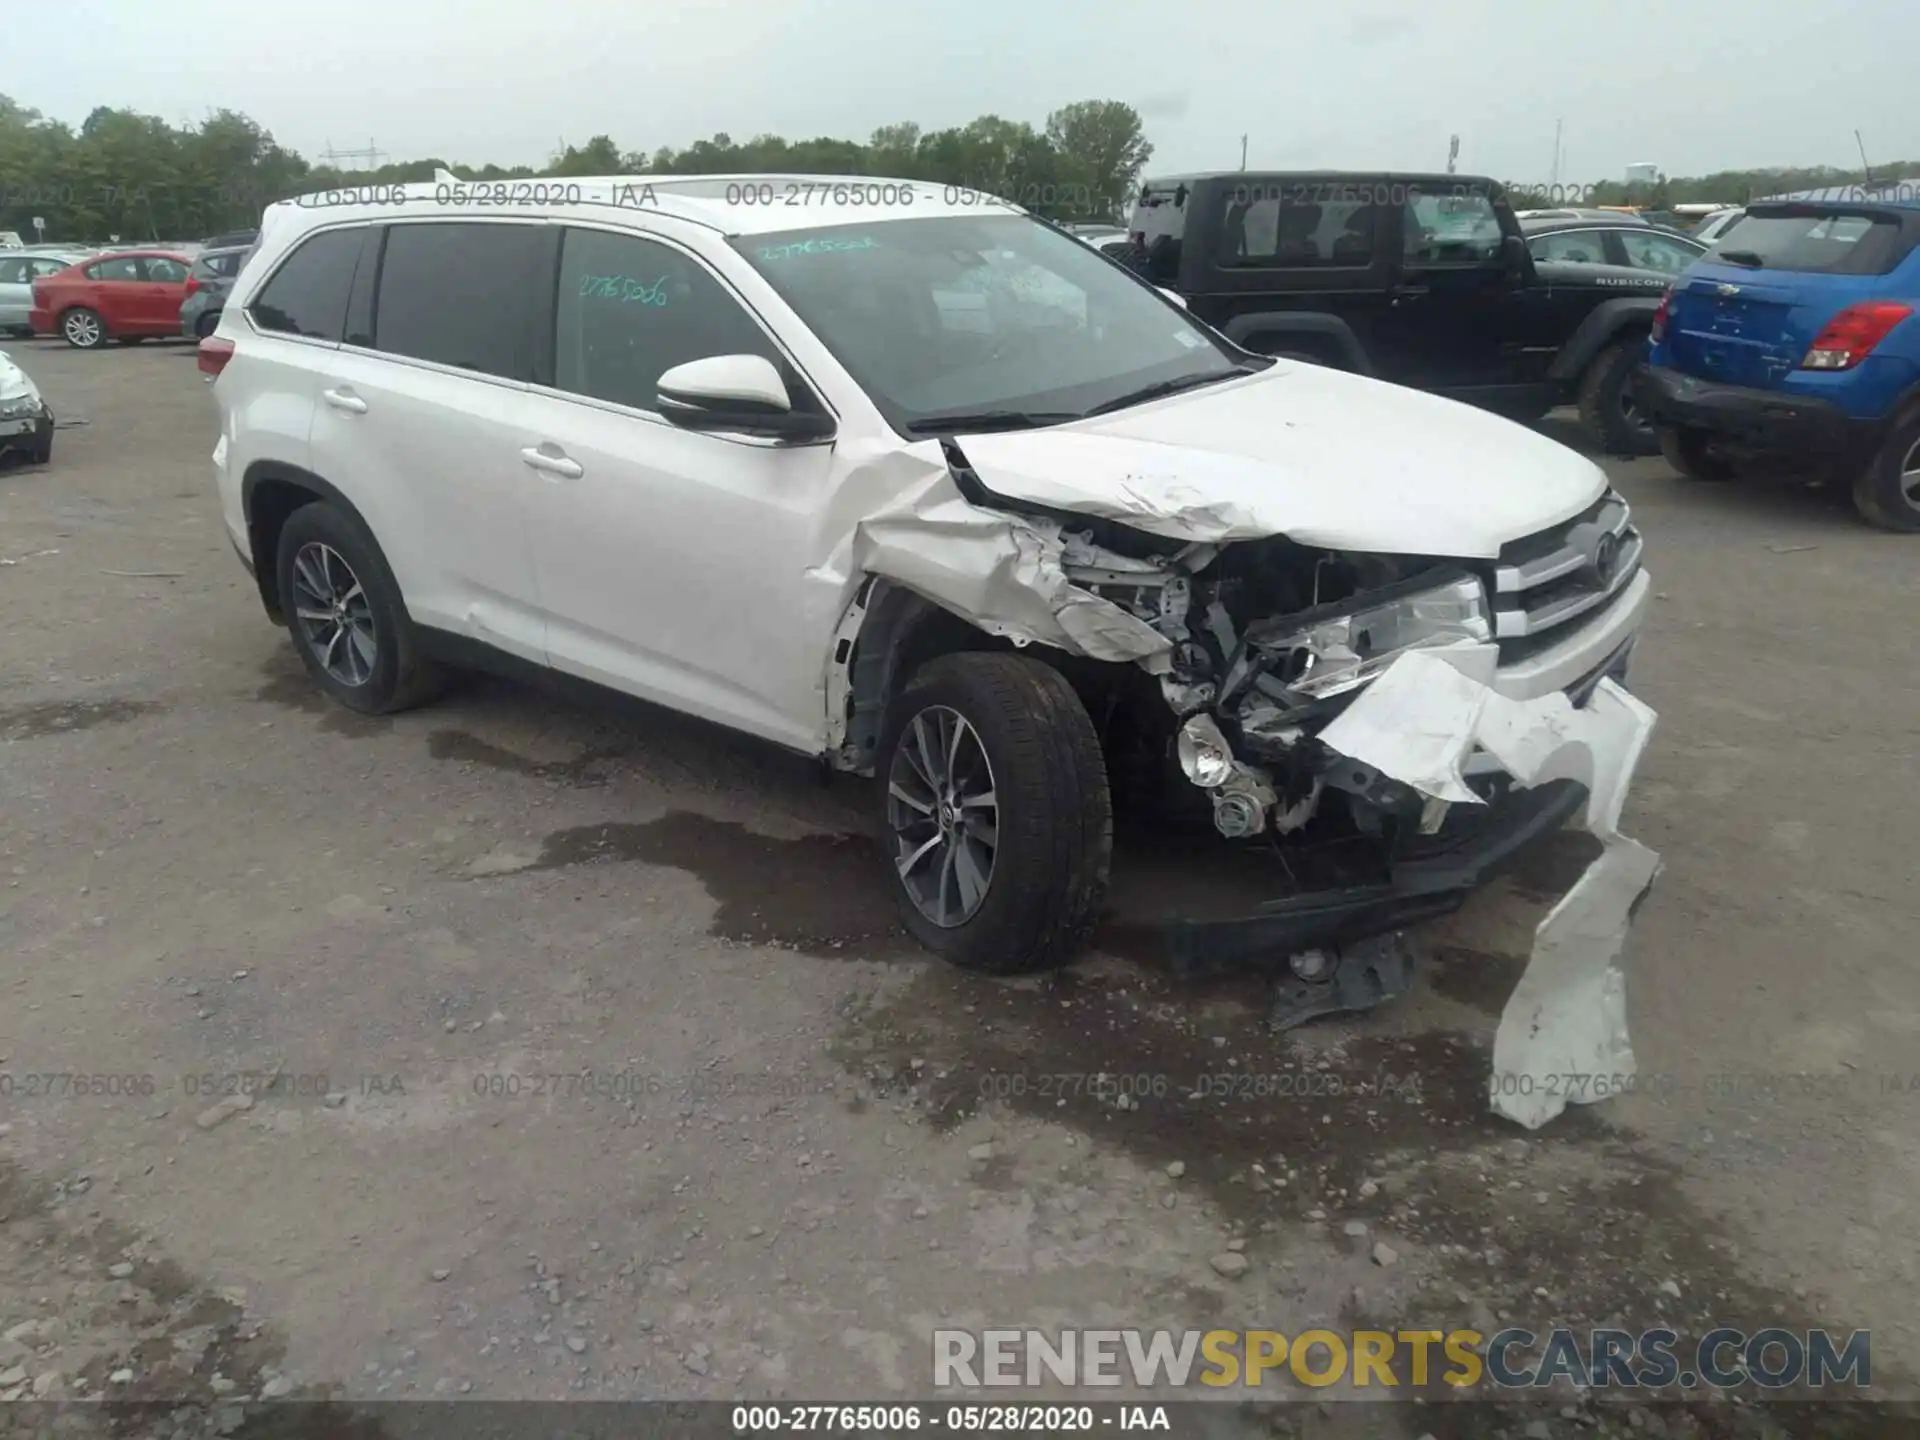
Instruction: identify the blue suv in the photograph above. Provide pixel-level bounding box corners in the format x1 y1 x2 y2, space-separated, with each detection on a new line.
1639 195 1920 530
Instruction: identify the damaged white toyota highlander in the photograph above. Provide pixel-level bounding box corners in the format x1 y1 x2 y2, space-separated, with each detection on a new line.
208 177 1659 1126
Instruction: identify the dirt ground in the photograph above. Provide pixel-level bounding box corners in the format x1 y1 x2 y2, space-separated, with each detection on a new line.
1 340 1916 1439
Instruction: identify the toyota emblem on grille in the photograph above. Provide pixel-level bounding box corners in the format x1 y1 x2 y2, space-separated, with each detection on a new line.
1589 533 1621 587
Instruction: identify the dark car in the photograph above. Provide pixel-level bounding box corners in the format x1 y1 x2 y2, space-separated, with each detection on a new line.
178 245 254 338
201 229 259 251
1521 218 1708 276
1115 172 1672 453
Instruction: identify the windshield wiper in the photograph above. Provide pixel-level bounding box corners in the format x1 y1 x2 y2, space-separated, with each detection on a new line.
1082 366 1249 417
1716 249 1766 268
902 409 1081 436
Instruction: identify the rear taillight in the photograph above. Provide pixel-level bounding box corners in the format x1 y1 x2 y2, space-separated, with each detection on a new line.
184 276 201 296
1650 287 1673 344
1800 301 1913 371
197 335 235 378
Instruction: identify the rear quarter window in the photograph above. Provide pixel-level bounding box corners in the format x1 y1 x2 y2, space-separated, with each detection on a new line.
372 222 543 379
249 227 370 340
1718 210 1913 276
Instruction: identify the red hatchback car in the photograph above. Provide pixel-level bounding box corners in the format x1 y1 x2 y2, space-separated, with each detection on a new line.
29 250 195 349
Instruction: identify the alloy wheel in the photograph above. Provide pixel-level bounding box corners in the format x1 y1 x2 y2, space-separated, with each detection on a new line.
886 705 999 928
64 311 101 347
1902 438 1920 507
290 542 377 686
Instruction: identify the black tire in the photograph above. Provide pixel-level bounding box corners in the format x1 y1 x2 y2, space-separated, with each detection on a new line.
1851 410 1920 532
1657 423 1737 482
195 311 220 339
1577 339 1659 456
877 652 1111 974
274 501 449 715
60 307 107 349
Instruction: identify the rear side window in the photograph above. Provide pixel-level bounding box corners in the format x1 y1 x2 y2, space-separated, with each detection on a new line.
143 257 190 283
553 227 784 412
373 223 542 378
1716 209 1911 276
1528 230 1607 264
249 227 367 340
1224 195 1376 267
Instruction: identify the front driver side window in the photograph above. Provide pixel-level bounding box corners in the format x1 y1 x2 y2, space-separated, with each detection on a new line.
88 256 142 282
554 228 790 413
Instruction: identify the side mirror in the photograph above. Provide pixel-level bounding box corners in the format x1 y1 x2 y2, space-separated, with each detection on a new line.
656 354 834 441
1501 233 1531 281
1158 287 1188 310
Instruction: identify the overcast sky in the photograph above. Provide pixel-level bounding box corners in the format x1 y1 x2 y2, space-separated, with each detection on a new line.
13 0 1916 184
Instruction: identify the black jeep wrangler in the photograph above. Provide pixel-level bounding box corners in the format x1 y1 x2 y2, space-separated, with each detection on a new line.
1107 172 1671 454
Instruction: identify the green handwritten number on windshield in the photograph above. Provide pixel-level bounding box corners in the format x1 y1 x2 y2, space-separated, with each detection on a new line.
579 274 670 305
757 236 879 261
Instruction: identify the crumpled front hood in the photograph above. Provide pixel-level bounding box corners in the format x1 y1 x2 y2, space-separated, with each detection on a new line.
956 363 1608 559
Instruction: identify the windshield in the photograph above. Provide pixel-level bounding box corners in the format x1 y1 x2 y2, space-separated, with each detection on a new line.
732 214 1246 434
1715 208 1910 275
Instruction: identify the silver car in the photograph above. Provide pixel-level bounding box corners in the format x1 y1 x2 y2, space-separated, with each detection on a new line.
0 251 87 336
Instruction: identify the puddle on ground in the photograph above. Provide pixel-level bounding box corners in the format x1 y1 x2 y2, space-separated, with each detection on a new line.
252 660 391 737
427 729 625 786
530 812 909 959
0 697 157 741
1426 946 1529 1017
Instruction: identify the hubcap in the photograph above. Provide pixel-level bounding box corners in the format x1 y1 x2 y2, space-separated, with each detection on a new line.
1901 439 1920 506
290 542 376 686
66 313 99 346
886 705 998 928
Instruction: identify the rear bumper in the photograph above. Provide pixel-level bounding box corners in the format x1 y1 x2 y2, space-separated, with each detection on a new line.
1637 364 1885 465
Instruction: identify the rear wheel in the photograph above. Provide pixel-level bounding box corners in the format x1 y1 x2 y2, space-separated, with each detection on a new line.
878 653 1111 974
274 502 450 714
1578 339 1659 456
60 308 106 349
195 311 220 339
1658 423 1738 482
1851 413 1920 532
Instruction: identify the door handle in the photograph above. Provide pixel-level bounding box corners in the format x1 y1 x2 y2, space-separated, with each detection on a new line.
322 388 368 414
520 445 583 480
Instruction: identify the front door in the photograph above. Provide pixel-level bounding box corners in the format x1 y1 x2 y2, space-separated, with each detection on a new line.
516 224 840 753
1371 184 1535 395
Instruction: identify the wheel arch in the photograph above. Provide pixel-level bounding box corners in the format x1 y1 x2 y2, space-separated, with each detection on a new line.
1549 297 1659 382
827 577 1023 775
241 462 378 624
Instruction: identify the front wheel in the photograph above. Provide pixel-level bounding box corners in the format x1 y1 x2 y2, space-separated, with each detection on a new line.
61 308 107 349
274 502 449 714
878 652 1111 974
1578 340 1659 456
1852 413 1920 532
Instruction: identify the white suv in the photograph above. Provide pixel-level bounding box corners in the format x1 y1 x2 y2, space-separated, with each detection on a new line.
205 175 1654 979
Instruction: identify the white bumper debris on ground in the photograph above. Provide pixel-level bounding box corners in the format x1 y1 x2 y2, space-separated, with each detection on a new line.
1315 647 1661 1129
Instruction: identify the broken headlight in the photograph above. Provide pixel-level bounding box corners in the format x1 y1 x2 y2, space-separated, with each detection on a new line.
1233 572 1490 711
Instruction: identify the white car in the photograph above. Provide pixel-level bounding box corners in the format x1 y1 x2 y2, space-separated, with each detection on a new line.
205 176 1654 979
0 348 55 466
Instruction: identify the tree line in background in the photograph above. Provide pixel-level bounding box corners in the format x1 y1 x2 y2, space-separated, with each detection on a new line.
3 92 1914 245
0 94 1152 243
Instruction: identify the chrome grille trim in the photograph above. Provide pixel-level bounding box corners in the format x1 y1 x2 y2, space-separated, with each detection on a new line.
1489 490 1644 647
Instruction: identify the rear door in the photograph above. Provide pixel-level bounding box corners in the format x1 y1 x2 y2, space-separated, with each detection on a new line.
1663 206 1914 388
138 255 192 331
313 219 549 660
0 256 31 328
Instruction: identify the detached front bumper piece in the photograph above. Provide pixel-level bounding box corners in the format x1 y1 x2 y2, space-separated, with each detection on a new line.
1172 646 1663 1130
1165 776 1591 975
